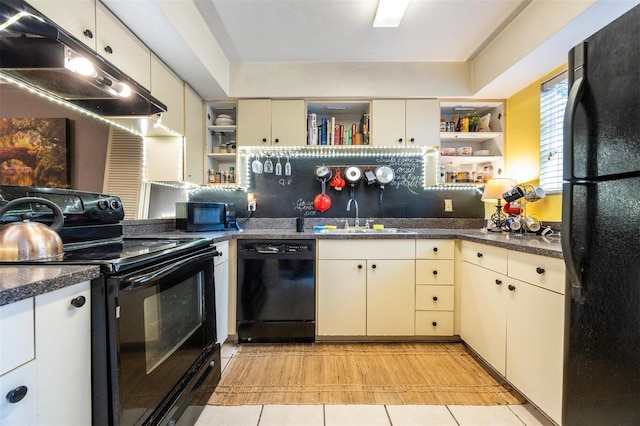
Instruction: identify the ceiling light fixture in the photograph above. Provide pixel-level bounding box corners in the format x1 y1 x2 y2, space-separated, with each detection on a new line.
373 0 409 27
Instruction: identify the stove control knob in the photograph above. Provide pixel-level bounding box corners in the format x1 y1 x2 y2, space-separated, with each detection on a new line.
109 199 120 210
97 199 109 210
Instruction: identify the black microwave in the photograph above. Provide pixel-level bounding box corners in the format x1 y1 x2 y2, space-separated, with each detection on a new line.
175 202 237 231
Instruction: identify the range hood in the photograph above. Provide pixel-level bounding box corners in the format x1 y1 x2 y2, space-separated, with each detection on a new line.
0 1 166 117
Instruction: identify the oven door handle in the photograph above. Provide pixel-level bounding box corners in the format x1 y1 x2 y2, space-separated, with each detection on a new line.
122 250 216 290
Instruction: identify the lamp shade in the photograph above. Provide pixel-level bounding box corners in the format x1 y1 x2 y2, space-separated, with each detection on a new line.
481 178 517 202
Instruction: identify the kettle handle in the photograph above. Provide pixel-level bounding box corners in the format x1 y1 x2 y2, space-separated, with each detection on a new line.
0 197 64 233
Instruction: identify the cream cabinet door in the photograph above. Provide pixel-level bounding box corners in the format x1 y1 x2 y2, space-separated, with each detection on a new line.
317 259 367 336
28 0 97 50
184 85 205 184
0 360 38 425
367 259 415 336
506 277 564 424
95 2 151 90
151 55 185 135
405 99 439 146
459 261 507 375
271 100 306 146
35 281 91 425
213 241 230 344
372 100 406 146
237 99 271 146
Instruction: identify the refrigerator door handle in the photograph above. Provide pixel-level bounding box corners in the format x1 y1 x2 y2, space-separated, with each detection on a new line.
563 42 586 182
561 182 584 302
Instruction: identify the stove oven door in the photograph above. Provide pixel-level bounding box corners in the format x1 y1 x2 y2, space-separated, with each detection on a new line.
100 248 220 426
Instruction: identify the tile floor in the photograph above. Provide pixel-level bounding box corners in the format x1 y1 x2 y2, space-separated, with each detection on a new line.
196 343 554 426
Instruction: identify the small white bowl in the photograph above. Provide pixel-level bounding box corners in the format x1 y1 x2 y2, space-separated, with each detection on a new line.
441 148 456 156
456 147 473 156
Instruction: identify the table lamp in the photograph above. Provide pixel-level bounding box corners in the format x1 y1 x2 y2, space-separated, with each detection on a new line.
481 178 516 232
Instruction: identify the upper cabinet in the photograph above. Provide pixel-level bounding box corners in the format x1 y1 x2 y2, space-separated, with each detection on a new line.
95 2 151 90
151 54 185 135
28 0 97 50
306 101 371 146
205 101 237 185
372 99 440 146
439 101 505 184
237 99 306 146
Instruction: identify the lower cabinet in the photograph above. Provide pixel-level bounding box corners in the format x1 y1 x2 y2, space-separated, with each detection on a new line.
0 281 91 425
317 240 415 337
213 241 229 344
458 240 565 424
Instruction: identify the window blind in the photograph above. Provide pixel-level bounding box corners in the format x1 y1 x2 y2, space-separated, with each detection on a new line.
539 71 568 193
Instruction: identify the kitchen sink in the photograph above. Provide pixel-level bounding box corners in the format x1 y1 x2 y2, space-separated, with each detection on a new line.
314 227 416 235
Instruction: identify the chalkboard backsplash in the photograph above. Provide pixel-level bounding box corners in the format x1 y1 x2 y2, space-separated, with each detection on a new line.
189 147 485 220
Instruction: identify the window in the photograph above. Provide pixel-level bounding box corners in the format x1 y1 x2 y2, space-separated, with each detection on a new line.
539 71 568 193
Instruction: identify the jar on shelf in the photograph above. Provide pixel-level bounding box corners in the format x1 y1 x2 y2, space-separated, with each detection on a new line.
208 169 216 183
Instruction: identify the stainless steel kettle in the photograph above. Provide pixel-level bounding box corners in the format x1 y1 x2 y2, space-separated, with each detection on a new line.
0 197 64 261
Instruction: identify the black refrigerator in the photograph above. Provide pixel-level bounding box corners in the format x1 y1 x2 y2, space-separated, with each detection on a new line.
562 3 640 425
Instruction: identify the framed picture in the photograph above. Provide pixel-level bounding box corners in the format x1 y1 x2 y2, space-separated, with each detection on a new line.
0 117 71 188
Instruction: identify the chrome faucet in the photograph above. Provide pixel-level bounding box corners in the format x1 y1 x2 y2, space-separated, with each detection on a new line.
346 198 359 228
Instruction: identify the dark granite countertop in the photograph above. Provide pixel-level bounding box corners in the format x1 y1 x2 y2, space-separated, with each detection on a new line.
0 265 100 306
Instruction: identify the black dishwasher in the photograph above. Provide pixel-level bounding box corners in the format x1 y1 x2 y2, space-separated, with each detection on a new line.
237 240 315 343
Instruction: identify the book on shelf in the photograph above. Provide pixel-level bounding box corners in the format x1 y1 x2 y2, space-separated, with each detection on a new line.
307 113 318 145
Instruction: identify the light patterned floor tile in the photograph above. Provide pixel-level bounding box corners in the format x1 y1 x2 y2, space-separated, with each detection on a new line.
386 405 458 426
447 405 525 425
195 405 262 426
258 404 324 426
221 342 239 358
221 357 232 372
508 404 554 426
324 405 390 426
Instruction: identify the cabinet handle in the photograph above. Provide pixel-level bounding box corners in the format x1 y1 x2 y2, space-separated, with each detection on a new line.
70 296 86 308
371 264 377 269
433 247 438 252
104 45 113 54
398 138 403 144
508 284 516 292
432 321 438 327
432 296 438 301
262 138 267 143
274 138 279 144
213 250 222 257
357 264 363 269
6 386 28 403
477 252 483 258
410 137 415 143
536 267 545 274
432 270 438 275
83 29 93 39
495 279 502 285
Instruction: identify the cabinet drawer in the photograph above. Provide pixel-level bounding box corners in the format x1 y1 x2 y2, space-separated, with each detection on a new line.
416 239 454 259
213 241 229 266
0 360 37 425
0 299 34 376
415 311 454 336
508 251 565 294
318 239 415 260
461 241 508 274
416 285 454 311
416 260 454 284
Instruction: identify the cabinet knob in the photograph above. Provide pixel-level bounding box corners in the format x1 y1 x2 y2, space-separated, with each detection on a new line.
433 247 438 252
432 296 438 301
432 270 438 275
495 279 502 285
6 385 28 403
536 267 545 274
274 138 280 143
410 138 415 143
508 284 516 291
83 29 93 39
477 252 483 258
357 264 363 269
262 138 267 143
70 296 86 308
104 45 113 54
213 250 222 257
371 264 377 269
432 321 438 327
398 138 403 143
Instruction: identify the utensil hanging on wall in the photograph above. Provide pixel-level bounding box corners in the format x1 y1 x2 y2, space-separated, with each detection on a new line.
313 177 331 212
275 156 282 175
344 166 362 199
251 156 263 174
263 155 274 174
375 166 395 203
330 169 345 192
285 156 292 176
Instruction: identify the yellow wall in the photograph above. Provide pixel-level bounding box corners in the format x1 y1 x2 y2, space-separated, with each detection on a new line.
504 65 566 222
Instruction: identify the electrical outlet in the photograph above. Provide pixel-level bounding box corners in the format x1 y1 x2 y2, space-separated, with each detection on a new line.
444 199 453 212
248 201 256 211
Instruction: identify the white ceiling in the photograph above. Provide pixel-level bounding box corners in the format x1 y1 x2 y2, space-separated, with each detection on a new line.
103 0 640 100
